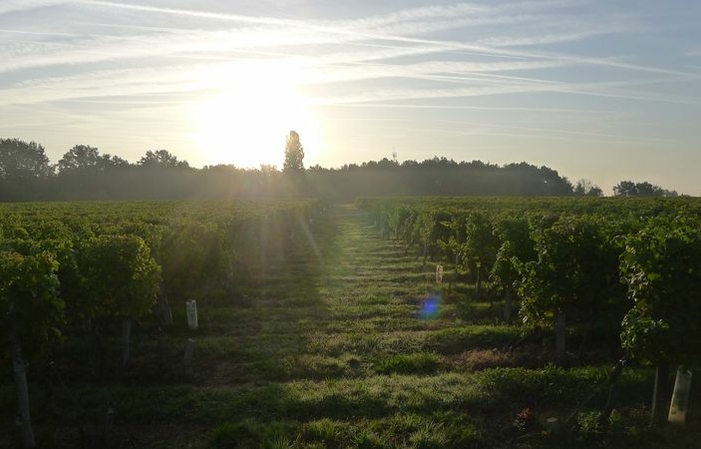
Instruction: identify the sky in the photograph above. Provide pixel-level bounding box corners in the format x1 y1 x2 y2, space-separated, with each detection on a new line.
1 0 700 195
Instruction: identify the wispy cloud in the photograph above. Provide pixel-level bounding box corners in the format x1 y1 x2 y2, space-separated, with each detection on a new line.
342 76 701 106
2 0 700 169
0 1 68 16
0 0 675 83
0 28 80 37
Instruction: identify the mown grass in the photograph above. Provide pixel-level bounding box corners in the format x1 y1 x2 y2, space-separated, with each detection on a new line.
2 204 701 448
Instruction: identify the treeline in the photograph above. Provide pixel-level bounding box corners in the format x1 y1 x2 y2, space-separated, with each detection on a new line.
0 138 679 201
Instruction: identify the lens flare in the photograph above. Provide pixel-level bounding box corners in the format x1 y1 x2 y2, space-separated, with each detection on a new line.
419 294 442 320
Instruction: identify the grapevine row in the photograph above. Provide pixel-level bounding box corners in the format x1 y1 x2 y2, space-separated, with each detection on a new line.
357 196 701 370
1 198 323 360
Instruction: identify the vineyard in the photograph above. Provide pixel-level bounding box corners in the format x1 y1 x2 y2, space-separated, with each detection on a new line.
1 198 701 447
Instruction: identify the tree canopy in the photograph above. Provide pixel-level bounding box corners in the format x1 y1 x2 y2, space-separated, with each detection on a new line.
139 149 189 169
0 138 53 200
0 138 53 180
57 144 128 174
283 130 305 174
613 180 677 197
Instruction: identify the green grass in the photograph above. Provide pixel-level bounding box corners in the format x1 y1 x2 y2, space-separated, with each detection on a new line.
2 204 701 448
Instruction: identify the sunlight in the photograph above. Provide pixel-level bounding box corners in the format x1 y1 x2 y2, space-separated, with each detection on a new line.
187 60 320 169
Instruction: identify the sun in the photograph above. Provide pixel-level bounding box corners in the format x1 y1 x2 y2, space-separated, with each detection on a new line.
187 61 319 169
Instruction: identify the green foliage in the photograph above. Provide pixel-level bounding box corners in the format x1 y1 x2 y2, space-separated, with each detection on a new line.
413 208 453 262
4 200 701 448
438 210 499 287
518 215 625 328
490 214 535 295
0 242 62 357
160 220 229 303
620 215 701 365
461 211 500 282
79 234 160 319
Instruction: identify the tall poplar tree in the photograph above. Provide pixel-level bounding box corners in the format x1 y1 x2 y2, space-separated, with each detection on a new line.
283 130 305 174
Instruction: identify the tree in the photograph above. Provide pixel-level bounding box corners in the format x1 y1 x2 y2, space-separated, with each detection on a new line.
613 180 637 197
57 145 130 174
613 180 678 197
573 178 603 197
620 215 701 423
283 130 304 174
105 154 130 168
138 149 189 168
501 162 574 195
55 145 133 199
0 138 53 200
0 138 53 180
57 144 102 173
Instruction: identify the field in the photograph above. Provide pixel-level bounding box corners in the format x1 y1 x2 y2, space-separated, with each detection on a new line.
1 202 701 448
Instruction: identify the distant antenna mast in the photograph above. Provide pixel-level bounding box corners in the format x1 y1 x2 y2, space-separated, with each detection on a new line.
392 151 397 163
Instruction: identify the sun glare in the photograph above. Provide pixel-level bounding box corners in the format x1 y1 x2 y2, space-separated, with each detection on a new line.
188 61 319 169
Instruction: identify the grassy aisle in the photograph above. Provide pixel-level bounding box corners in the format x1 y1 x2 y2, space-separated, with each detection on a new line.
199 205 521 448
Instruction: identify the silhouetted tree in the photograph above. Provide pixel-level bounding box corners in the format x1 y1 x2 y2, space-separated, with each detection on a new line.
139 149 189 168
54 145 133 199
283 131 304 174
0 138 53 180
613 180 677 197
501 162 573 195
57 144 103 173
106 154 130 168
0 138 53 200
613 180 637 197
574 178 603 197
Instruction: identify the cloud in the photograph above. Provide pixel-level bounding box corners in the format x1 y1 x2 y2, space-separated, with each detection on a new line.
0 1 68 16
0 28 80 37
2 0 698 119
